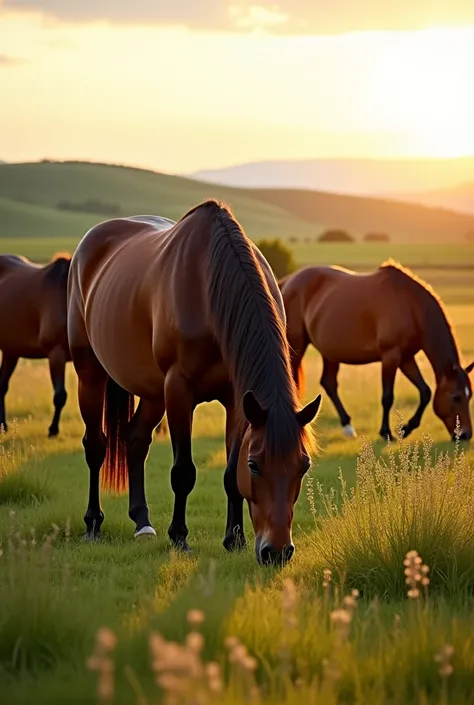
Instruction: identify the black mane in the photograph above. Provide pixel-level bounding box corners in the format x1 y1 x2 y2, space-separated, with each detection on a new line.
200 199 309 459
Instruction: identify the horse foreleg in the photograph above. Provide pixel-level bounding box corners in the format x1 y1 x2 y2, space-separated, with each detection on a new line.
0 354 18 433
223 403 246 552
127 398 164 539
320 358 356 437
399 357 431 438
47 345 68 437
379 350 400 442
164 365 196 552
76 349 107 540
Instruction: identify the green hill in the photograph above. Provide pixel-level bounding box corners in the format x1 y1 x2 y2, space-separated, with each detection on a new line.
0 161 320 242
1 161 474 251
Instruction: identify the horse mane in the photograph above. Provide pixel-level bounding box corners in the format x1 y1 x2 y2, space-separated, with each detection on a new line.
199 199 314 460
379 258 460 364
44 252 72 288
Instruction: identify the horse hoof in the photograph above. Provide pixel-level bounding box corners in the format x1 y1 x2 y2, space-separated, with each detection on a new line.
48 429 59 438
84 531 101 542
379 432 394 442
171 539 192 553
223 534 247 552
134 525 157 539
342 424 357 438
400 425 412 439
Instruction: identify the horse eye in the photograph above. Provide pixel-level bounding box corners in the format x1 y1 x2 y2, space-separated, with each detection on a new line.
248 460 260 476
301 455 311 475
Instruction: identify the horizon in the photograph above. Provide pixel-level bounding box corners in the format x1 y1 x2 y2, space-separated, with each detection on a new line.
1 4 474 175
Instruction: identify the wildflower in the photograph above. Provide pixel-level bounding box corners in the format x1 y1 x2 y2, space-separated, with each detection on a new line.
229 643 248 664
186 631 204 653
330 609 351 625
435 644 455 678
87 627 117 702
97 628 117 652
242 656 258 672
224 636 239 650
404 550 429 600
187 609 205 626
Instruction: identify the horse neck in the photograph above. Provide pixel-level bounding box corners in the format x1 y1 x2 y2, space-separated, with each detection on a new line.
417 289 459 381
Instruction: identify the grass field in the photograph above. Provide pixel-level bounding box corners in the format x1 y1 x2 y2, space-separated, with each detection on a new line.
0 289 473 703
1 164 474 703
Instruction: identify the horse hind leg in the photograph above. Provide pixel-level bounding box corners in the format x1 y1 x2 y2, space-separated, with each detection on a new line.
0 354 19 433
127 397 165 539
75 347 108 540
47 345 68 437
320 358 356 437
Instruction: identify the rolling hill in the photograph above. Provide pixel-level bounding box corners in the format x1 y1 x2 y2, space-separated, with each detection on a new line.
0 161 320 242
191 157 474 195
389 182 474 216
1 161 474 247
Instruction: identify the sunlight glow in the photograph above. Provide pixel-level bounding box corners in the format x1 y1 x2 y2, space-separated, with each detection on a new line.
0 10 473 171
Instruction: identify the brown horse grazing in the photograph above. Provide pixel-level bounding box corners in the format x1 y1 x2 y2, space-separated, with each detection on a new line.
67 201 320 565
280 261 473 442
0 253 71 437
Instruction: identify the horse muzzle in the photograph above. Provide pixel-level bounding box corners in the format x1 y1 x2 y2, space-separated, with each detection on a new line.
257 538 295 566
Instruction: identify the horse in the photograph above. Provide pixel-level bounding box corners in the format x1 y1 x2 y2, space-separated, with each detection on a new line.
0 253 71 437
280 261 473 442
67 201 320 565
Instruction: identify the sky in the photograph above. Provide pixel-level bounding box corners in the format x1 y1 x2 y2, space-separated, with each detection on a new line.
1 1 474 173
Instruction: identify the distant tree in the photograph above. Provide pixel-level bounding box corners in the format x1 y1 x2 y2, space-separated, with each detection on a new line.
57 199 121 216
466 231 474 242
319 229 354 243
364 232 390 243
289 236 298 244
255 238 296 279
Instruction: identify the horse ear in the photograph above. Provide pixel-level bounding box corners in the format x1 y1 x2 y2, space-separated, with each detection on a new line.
466 362 474 375
243 391 268 428
296 394 322 427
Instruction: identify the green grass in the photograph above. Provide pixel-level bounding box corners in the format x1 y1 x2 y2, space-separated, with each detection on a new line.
0 297 473 703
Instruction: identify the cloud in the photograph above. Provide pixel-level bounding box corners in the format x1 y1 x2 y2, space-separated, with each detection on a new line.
2 0 474 34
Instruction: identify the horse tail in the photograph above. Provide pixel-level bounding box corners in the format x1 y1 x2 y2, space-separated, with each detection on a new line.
295 357 305 398
101 377 134 493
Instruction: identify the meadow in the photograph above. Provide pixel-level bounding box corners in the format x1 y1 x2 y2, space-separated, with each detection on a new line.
2 161 474 703
0 293 473 704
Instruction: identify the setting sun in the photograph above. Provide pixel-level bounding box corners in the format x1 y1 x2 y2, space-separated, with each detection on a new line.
368 27 474 157
1 9 474 171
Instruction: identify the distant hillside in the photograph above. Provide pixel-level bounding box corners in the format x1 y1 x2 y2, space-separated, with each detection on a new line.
0 161 320 242
191 157 474 195
389 182 474 215
1 160 474 245
246 188 474 243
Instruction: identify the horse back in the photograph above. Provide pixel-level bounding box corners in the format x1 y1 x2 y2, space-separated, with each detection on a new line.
282 266 419 364
68 213 221 397
0 255 70 357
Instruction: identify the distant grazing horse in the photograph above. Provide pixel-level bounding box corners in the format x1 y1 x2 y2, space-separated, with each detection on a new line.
280 262 473 442
0 254 71 437
67 201 320 565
